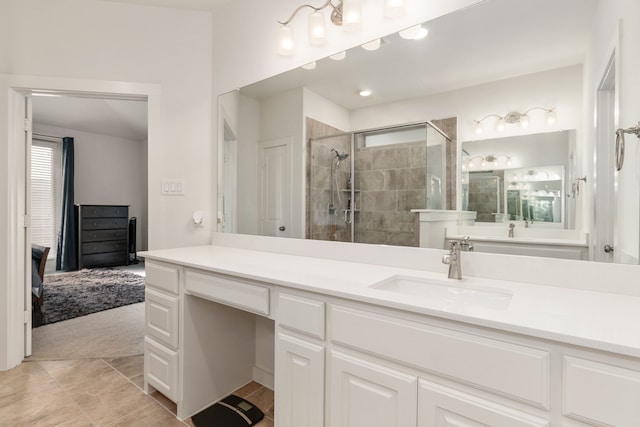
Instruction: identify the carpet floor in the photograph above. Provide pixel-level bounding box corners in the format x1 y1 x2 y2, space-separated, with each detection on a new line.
34 267 145 327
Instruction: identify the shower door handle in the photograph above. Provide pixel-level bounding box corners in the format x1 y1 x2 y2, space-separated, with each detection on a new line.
279 226 286 231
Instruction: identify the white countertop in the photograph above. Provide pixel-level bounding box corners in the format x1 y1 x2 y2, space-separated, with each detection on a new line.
141 245 640 358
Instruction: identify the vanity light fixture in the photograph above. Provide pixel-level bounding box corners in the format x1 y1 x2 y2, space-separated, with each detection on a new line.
330 51 346 60
361 38 381 51
463 154 512 171
278 0 406 56
302 61 317 70
473 107 557 135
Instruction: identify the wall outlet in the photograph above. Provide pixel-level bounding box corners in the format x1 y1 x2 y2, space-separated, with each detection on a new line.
162 179 186 195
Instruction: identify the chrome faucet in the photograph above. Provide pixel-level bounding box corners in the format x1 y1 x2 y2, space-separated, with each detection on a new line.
460 235 474 252
508 223 515 238
442 241 462 280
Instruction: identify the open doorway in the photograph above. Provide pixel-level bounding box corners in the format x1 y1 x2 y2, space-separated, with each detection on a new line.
27 92 149 359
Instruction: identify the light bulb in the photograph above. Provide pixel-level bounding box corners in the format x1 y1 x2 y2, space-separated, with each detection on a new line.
342 0 362 32
495 118 505 132
384 0 406 19
277 25 295 56
520 114 530 128
361 39 381 51
507 157 512 167
308 11 327 46
329 51 346 61
474 121 483 135
546 109 557 125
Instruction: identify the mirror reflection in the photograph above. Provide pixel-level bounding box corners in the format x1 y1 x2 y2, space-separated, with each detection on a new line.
218 0 600 261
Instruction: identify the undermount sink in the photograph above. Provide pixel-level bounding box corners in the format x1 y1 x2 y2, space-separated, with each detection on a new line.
369 275 513 310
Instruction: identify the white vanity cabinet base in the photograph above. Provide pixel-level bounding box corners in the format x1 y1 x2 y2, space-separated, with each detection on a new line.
144 336 178 402
145 288 179 348
275 333 325 427
419 379 549 427
563 356 640 426
329 350 418 427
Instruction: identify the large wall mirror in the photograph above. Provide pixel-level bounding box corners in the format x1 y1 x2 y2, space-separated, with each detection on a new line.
218 0 606 260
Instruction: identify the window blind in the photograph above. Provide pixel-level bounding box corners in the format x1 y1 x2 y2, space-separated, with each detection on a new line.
31 139 62 258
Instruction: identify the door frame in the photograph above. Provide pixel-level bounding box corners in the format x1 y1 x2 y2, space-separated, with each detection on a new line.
594 53 616 262
1 74 160 370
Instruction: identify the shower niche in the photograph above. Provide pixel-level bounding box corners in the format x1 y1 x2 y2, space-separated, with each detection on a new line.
307 119 455 246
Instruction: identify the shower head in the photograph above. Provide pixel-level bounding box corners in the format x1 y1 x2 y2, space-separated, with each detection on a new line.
331 147 349 161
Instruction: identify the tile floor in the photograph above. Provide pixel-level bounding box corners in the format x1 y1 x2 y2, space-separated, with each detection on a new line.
0 355 274 426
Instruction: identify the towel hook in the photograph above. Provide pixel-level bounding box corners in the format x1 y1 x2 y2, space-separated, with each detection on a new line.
615 122 640 171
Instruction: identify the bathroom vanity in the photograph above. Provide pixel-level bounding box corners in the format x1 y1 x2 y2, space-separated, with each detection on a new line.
142 234 640 426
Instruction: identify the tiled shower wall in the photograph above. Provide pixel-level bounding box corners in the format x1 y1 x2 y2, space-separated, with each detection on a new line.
306 118 350 241
467 171 505 222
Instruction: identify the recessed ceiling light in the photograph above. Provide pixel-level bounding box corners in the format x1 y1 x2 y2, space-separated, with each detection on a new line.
330 51 346 61
301 61 317 70
359 89 372 97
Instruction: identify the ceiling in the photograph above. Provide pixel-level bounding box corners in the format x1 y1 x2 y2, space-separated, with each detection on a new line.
32 0 597 140
100 0 231 11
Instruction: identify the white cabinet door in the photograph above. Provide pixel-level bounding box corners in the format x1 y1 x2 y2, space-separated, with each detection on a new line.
418 379 549 427
275 333 325 427
329 350 417 427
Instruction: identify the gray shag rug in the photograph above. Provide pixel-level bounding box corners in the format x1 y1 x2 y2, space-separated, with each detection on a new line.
34 268 145 328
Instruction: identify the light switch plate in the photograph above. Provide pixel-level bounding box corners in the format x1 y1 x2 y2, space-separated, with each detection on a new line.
162 179 186 195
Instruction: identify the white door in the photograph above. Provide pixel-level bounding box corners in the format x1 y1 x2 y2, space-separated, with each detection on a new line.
329 350 417 427
275 333 325 427
259 138 292 237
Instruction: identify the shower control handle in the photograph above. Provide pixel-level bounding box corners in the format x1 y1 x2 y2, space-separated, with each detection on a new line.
279 226 286 231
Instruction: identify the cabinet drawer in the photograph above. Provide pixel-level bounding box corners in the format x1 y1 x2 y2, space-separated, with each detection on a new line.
330 305 550 408
145 262 180 294
185 269 269 316
82 218 129 230
419 379 549 427
145 289 179 348
563 356 640 426
278 292 325 339
144 337 178 402
82 240 127 255
81 251 128 268
82 229 128 242
81 205 128 218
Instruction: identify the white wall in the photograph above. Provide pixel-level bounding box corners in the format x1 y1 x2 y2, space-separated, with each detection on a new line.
303 88 351 133
237 94 260 235
0 0 213 369
33 123 148 251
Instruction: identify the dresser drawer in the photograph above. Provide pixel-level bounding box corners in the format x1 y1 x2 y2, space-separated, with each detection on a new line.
278 292 325 340
80 251 128 268
563 356 640 426
145 262 180 294
81 205 128 218
82 240 127 255
146 288 179 348
144 337 178 402
185 269 270 316
330 305 550 408
82 229 128 242
81 218 128 230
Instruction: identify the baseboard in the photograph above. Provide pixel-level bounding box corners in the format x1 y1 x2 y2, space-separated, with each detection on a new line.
253 366 274 390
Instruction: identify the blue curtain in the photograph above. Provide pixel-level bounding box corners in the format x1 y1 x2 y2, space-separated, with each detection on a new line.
56 137 78 271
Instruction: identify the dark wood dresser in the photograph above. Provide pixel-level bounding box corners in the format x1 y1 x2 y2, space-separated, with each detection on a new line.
76 204 129 269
